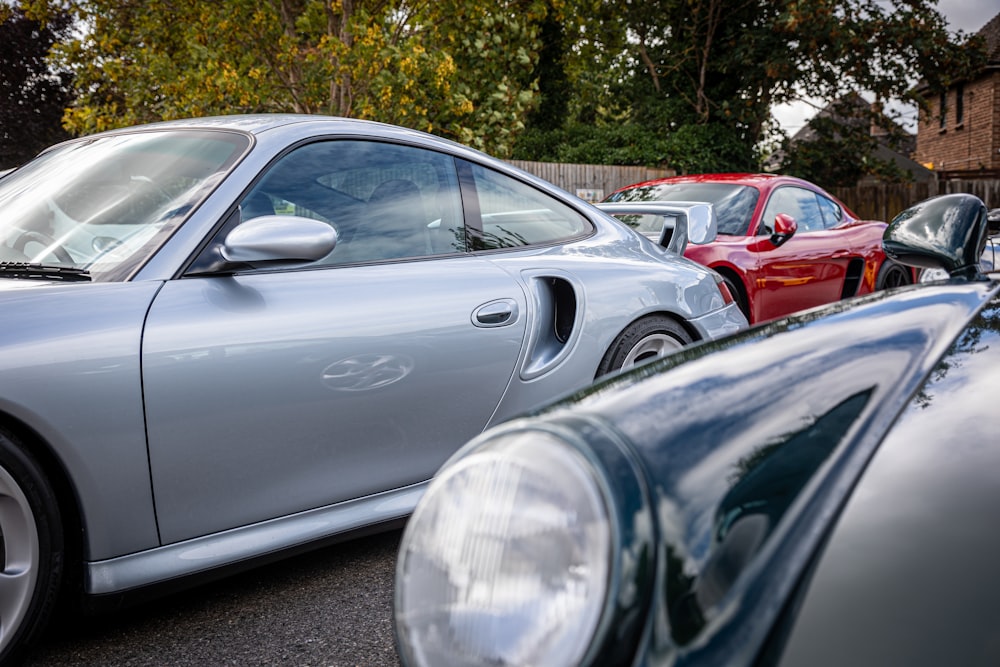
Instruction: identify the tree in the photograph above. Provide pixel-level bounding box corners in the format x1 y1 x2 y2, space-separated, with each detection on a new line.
777 94 914 187
23 0 545 157
515 0 984 176
0 6 74 167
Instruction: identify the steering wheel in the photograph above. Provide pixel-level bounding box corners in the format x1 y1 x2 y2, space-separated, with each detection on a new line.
13 231 74 264
129 175 173 204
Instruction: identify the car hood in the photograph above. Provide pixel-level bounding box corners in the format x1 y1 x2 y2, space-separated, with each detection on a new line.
0 277 62 291
528 279 998 663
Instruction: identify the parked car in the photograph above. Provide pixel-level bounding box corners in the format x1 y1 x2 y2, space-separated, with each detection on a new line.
0 114 745 664
920 205 1000 281
602 173 915 323
394 193 999 667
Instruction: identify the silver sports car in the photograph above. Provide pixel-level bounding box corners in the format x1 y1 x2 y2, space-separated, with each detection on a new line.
0 114 745 663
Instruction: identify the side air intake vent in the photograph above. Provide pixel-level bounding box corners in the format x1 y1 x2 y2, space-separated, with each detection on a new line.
842 259 864 299
520 275 581 380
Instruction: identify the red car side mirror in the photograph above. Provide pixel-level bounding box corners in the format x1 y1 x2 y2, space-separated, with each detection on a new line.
771 213 797 247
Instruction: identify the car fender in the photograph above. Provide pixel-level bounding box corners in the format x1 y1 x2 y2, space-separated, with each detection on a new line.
0 280 163 559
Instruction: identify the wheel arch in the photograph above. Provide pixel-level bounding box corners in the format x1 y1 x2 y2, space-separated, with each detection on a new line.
595 310 699 378
710 264 750 319
0 411 85 590
633 309 702 342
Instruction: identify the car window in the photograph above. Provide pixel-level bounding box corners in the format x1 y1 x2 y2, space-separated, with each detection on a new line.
0 130 249 281
463 162 591 250
235 140 465 266
816 194 843 229
760 187 825 234
606 182 759 236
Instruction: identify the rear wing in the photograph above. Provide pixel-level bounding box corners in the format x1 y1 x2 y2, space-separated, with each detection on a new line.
594 201 717 255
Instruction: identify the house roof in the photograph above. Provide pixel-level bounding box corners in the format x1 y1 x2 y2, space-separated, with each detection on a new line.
981 11 1000 65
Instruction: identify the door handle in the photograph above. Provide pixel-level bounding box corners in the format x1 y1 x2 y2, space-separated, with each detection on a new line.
473 299 519 328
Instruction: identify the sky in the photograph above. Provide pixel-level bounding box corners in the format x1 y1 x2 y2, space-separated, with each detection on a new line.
771 0 1000 135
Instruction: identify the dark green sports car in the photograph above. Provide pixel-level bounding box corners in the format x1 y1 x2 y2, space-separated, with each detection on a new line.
393 193 1000 667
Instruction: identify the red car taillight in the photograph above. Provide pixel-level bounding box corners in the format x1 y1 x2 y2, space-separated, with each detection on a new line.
713 273 735 306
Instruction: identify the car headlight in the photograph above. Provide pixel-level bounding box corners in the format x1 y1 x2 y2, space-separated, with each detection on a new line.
918 267 949 283
394 419 654 667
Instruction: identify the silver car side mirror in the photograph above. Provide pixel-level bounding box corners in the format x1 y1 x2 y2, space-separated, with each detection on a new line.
189 215 338 275
222 215 338 265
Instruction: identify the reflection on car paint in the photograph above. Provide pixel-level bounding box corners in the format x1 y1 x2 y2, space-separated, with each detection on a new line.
667 389 871 643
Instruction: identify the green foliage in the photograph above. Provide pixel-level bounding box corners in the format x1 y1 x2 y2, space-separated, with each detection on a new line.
778 95 915 187
20 0 545 157
516 0 982 177
0 6 74 167
11 0 986 174
512 121 756 174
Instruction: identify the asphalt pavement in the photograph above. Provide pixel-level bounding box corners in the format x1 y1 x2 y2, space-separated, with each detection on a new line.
22 530 403 667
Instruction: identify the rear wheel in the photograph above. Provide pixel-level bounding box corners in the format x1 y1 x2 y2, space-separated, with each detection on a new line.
597 315 692 377
0 428 63 665
876 260 912 290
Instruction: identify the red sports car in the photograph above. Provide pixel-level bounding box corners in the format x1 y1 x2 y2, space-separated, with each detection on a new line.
604 173 915 324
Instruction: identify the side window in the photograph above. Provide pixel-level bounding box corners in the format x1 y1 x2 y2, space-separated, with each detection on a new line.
235 140 465 267
464 162 591 250
816 195 843 229
760 187 825 234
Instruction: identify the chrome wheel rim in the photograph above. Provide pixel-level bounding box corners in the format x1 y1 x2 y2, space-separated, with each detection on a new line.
0 464 39 656
621 333 684 368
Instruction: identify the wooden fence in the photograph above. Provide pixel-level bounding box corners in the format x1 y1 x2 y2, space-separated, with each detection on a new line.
507 159 998 221
831 179 1000 222
507 160 674 202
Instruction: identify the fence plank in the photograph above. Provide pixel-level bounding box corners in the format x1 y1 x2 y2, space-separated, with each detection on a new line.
507 160 674 202
832 179 999 221
507 160 998 219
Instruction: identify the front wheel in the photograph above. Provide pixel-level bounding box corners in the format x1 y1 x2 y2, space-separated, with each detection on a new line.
0 428 63 665
596 315 693 377
876 259 912 290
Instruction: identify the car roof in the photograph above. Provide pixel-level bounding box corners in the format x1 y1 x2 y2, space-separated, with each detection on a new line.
614 172 816 193
41 114 481 162
130 114 445 141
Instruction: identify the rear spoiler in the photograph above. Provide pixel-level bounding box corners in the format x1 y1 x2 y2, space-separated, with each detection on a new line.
594 201 717 255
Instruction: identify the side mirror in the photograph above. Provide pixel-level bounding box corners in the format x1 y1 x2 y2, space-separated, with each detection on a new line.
987 208 1000 235
190 215 338 274
770 213 797 247
883 193 989 281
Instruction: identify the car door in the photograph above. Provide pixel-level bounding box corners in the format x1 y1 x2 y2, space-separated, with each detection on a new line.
141 139 528 544
752 186 853 321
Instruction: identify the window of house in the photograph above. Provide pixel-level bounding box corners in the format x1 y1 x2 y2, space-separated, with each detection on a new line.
939 92 947 129
955 84 965 126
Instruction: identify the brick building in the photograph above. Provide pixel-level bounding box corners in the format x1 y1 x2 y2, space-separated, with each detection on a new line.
913 12 1000 178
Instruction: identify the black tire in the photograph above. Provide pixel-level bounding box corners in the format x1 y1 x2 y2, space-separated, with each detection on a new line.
876 260 912 290
0 428 63 666
720 274 750 322
596 315 693 377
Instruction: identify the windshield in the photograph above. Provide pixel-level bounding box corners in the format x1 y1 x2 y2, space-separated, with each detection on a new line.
0 129 249 281
607 182 759 236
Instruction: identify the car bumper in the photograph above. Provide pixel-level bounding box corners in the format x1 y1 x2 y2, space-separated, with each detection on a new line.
689 301 748 341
